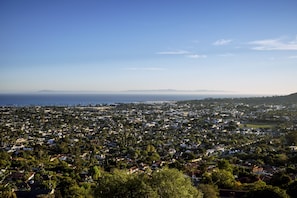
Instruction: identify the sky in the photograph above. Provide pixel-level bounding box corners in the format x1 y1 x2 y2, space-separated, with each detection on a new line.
1 0 297 95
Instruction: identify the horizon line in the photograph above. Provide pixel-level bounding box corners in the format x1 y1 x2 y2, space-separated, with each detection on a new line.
0 89 285 97
0 89 232 94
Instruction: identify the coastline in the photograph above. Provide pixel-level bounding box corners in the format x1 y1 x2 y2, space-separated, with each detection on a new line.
0 93 261 107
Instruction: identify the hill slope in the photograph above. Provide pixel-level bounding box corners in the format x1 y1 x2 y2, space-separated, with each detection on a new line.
247 92 297 104
181 92 297 105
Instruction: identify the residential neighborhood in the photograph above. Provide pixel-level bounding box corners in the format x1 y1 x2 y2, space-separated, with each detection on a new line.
1 95 297 197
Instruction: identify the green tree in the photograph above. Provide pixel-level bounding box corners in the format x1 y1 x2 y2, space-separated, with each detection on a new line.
250 180 267 189
210 169 236 189
0 190 17 198
148 152 160 162
55 176 77 198
245 185 289 198
95 169 157 198
95 168 202 198
0 151 11 169
90 166 102 181
150 168 202 198
198 184 219 198
146 144 156 153
218 159 233 172
66 184 93 198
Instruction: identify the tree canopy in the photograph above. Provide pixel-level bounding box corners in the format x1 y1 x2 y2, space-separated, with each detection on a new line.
94 168 202 198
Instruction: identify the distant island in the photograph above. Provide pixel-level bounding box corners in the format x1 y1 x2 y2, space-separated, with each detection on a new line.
36 89 229 93
34 89 231 95
125 89 229 93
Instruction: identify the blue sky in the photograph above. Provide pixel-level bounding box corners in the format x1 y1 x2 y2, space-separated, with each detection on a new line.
1 0 297 95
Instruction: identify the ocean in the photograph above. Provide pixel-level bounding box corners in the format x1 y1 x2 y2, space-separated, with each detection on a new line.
0 93 245 106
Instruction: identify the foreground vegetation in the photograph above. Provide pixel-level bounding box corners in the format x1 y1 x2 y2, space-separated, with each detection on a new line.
1 93 297 197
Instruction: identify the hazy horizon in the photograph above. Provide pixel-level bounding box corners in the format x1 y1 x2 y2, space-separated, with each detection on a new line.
0 89 281 97
1 0 297 95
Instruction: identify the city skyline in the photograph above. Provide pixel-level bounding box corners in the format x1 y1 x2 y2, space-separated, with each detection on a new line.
1 0 297 95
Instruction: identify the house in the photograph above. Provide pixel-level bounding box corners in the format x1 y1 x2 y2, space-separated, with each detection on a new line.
252 166 264 175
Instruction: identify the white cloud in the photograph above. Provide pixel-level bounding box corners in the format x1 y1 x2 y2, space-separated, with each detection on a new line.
186 54 207 59
213 39 232 46
156 50 190 55
157 49 207 59
288 55 297 59
249 37 297 51
125 67 166 71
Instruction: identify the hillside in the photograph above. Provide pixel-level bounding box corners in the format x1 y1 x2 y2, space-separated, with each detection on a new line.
279 92 297 103
181 92 297 105
232 92 297 105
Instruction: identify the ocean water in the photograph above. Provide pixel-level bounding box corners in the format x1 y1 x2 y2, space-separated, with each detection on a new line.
0 93 241 106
